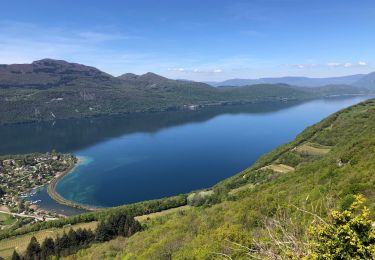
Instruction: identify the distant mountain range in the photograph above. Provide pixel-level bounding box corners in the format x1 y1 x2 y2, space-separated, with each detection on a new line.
0 59 372 125
353 71 375 89
206 73 375 88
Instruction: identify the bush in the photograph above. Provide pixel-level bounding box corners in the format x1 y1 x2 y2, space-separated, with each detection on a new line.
309 195 375 259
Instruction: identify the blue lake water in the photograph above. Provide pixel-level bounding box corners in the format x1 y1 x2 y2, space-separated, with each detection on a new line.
0 96 371 214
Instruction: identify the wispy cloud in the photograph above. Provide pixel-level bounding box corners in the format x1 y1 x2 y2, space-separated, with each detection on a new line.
0 20 145 74
327 62 342 67
291 61 369 69
77 31 129 43
292 63 318 69
239 30 266 37
0 20 227 78
167 68 223 74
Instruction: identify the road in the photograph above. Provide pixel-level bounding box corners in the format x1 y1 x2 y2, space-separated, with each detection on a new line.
0 210 57 221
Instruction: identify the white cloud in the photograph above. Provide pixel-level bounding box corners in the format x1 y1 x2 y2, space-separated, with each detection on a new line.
167 68 223 74
292 63 318 69
327 62 341 67
292 61 370 69
77 31 128 43
0 20 148 75
168 68 185 72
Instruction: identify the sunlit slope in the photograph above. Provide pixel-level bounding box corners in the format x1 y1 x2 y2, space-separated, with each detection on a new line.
71 99 375 259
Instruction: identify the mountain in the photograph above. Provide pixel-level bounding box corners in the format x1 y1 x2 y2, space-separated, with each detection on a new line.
118 72 169 83
353 71 375 90
304 84 370 96
117 73 139 80
0 58 112 88
0 59 368 125
207 74 365 87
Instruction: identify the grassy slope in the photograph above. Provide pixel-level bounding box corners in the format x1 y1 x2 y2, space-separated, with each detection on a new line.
69 99 375 259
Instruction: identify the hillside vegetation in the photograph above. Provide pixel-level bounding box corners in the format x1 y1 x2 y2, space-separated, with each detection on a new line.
0 59 368 125
61 98 375 259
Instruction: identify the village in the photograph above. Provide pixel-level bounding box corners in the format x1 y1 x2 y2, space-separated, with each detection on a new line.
0 152 77 228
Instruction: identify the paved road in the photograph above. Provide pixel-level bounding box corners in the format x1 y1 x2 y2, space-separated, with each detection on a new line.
0 210 57 221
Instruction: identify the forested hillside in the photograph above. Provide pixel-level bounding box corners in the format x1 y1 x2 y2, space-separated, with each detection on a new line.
0 59 368 125
66 98 375 259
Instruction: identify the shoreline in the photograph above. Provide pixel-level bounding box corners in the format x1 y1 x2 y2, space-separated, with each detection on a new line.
47 157 101 212
1 94 373 127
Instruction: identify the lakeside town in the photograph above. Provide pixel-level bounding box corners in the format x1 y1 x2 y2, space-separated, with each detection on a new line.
0 152 77 228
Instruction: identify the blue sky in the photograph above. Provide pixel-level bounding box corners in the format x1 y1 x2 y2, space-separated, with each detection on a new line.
0 0 374 81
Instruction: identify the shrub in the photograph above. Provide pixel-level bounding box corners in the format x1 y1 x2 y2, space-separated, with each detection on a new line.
309 195 375 259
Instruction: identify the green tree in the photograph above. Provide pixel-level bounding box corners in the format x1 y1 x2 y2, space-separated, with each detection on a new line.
40 237 55 259
11 250 21 260
67 228 78 252
25 236 41 260
309 195 375 259
95 212 141 242
0 186 5 198
95 221 112 242
17 200 26 213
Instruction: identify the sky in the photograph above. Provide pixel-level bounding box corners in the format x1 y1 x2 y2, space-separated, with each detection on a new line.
0 0 374 81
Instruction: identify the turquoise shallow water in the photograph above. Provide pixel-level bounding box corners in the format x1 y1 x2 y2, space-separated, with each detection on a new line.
0 96 371 213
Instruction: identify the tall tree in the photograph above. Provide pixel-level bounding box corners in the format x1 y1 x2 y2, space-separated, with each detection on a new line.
0 186 5 198
40 237 55 259
11 250 21 260
95 221 112 242
25 236 41 260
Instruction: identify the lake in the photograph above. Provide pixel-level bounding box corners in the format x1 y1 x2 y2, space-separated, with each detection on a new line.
0 96 371 215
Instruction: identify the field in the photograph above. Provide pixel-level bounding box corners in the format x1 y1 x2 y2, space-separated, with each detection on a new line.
0 213 17 229
0 221 97 259
295 142 331 156
135 205 191 222
0 213 9 222
262 163 295 173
